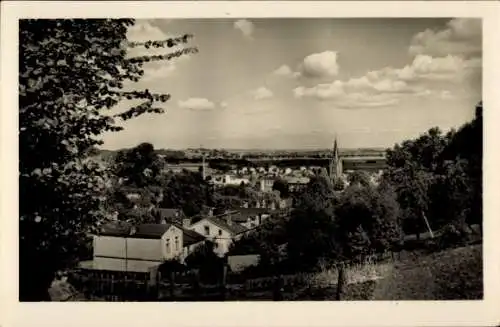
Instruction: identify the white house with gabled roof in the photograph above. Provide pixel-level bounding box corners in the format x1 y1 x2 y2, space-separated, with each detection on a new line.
185 213 248 257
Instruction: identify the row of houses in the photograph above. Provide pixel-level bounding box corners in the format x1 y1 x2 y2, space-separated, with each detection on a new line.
78 205 281 279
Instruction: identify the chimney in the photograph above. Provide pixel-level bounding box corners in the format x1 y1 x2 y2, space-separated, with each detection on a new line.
182 218 191 228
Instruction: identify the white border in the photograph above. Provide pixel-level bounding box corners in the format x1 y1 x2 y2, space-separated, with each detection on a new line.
1 2 500 327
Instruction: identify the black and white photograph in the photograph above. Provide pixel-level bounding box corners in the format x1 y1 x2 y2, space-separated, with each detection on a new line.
3 4 499 325
15 15 486 303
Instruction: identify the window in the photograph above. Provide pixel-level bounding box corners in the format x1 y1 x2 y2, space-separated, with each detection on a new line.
218 229 222 236
174 236 179 251
166 239 170 254
204 225 210 236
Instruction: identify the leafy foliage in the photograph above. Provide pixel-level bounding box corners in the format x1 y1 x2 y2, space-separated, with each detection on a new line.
114 142 165 187
335 183 402 257
19 19 197 300
286 175 341 269
347 171 371 188
160 170 213 217
383 102 482 238
272 179 290 198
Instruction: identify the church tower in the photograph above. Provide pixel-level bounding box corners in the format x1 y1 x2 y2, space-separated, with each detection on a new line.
329 136 342 181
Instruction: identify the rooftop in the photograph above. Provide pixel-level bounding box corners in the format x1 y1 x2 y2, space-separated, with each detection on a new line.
201 214 249 235
99 222 173 239
178 226 206 247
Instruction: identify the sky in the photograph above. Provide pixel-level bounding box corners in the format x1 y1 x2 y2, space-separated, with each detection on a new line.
101 18 482 150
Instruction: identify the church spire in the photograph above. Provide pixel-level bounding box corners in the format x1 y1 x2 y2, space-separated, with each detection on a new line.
329 134 341 181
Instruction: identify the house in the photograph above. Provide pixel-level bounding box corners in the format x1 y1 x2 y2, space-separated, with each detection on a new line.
180 225 208 259
80 221 208 272
259 178 275 192
186 213 248 257
284 176 310 193
78 222 182 282
230 207 272 230
94 222 184 262
221 174 250 186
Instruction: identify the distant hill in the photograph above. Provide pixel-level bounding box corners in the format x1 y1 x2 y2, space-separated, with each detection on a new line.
93 147 387 160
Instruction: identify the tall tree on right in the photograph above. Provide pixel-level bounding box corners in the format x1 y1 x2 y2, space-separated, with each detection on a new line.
383 102 483 238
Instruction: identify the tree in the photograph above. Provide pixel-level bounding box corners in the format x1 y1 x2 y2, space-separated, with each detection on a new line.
19 19 197 300
286 175 341 270
161 170 213 217
114 142 165 187
384 165 434 239
441 102 482 230
347 171 371 187
272 178 290 198
383 127 450 239
335 183 402 258
332 177 345 191
384 102 483 238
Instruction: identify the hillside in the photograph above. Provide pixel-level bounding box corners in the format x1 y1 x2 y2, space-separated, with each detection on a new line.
371 244 483 300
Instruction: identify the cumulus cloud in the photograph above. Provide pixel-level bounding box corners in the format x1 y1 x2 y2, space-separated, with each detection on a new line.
272 65 295 77
294 81 344 100
344 76 413 93
294 81 401 108
252 87 274 100
234 19 255 39
299 51 339 78
127 20 169 43
409 18 482 58
370 54 481 82
293 50 479 107
178 98 216 110
220 101 228 108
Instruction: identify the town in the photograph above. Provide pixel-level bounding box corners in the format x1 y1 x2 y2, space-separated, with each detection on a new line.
18 17 483 302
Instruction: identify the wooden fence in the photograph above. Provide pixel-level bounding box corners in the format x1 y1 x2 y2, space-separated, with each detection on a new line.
75 269 159 301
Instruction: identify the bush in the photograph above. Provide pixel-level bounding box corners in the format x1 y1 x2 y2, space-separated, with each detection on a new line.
439 223 471 249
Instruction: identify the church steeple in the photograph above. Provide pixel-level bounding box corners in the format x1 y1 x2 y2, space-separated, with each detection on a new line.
329 135 342 181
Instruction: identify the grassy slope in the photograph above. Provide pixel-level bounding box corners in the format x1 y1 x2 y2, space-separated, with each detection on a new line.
371 244 483 300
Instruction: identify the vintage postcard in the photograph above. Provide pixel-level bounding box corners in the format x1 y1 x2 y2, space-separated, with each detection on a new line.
1 1 499 327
